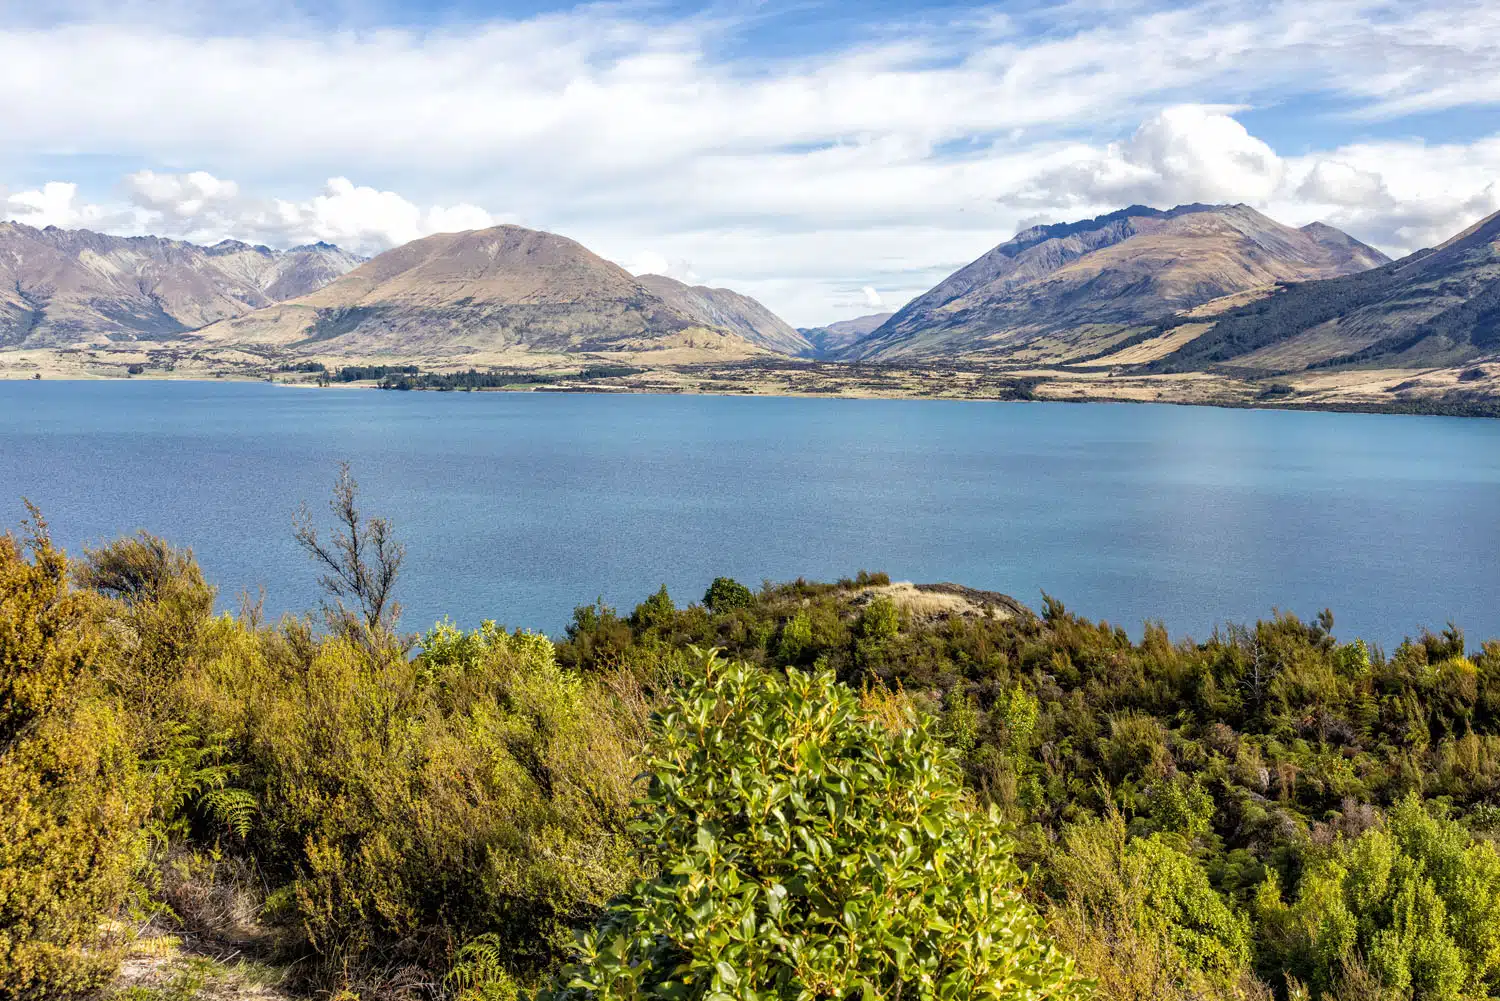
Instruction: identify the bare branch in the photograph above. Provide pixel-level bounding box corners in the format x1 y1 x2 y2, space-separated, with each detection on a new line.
294 463 405 634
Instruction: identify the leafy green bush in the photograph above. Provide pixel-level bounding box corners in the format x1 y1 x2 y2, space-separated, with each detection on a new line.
549 649 1085 1001
1048 809 1252 999
1260 795 1500 999
702 577 753 614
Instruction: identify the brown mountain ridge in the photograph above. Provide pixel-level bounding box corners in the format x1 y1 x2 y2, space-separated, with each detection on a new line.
842 204 1390 362
194 225 794 358
1142 208 1500 374
0 222 362 349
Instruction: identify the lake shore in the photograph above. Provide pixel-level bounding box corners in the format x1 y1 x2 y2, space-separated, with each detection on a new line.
2 344 1497 418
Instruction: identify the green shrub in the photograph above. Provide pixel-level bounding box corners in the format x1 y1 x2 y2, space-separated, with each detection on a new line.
1048 809 1251 998
548 649 1085 1001
703 577 753 614
1260 795 1500 998
776 609 813 662
858 596 901 641
185 617 650 979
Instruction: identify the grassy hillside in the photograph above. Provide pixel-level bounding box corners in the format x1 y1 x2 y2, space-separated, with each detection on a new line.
6 476 1500 1001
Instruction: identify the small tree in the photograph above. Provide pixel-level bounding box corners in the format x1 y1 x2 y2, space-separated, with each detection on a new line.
294 463 404 634
703 577 753 614
631 586 676 632
547 650 1085 1001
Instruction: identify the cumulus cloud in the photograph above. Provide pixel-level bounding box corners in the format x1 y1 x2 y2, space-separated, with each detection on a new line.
1295 160 1388 206
862 286 884 308
1121 106 1284 204
125 169 239 218
0 172 506 256
3 181 109 228
1273 139 1500 252
257 177 498 253
1020 106 1286 212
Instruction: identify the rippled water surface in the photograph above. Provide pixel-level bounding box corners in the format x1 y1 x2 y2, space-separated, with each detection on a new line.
2 380 1497 645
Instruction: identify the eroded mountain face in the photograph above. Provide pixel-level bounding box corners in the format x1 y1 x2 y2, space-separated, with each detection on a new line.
1147 208 1500 373
636 274 814 356
0 223 362 348
842 204 1391 362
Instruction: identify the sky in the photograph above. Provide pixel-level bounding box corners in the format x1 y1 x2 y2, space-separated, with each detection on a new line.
1 0 1498 326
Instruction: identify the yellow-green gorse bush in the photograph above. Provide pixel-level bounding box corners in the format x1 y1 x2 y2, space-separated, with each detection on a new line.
186 616 650 977
0 518 155 1000
548 648 1087 1001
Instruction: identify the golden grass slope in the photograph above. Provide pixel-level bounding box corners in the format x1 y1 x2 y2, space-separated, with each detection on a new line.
193 226 774 359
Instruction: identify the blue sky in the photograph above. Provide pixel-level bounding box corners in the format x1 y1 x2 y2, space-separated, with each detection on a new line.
2 0 1498 324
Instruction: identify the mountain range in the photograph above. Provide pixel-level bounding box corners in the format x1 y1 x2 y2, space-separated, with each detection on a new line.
0 222 362 349
1136 208 1500 374
841 203 1390 362
3 204 1497 404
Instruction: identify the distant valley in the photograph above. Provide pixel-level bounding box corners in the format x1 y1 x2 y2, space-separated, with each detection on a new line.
799 312 893 356
2 203 1497 417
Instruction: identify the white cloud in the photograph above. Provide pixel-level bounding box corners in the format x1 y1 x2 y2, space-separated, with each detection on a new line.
259 177 499 253
862 286 884 308
3 181 109 228
1295 160 1387 206
1122 106 1284 204
1 172 504 256
125 169 239 218
1273 138 1500 251
1016 105 1286 212
624 250 670 276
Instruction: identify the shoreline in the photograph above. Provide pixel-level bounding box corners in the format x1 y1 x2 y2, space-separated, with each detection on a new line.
5 369 1498 420
3 351 1497 419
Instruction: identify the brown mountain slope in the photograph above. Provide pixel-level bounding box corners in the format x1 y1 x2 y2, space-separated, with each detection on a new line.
194 225 770 358
1147 208 1500 373
0 223 361 348
636 274 812 355
842 204 1389 362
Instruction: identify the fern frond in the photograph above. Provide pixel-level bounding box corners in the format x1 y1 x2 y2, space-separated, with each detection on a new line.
446 934 518 1001
198 787 257 838
135 934 183 957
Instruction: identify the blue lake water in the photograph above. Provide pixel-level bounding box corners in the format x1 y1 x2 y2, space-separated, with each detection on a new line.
0 379 1497 647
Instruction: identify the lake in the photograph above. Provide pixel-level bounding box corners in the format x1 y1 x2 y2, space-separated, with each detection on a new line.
1 379 1496 646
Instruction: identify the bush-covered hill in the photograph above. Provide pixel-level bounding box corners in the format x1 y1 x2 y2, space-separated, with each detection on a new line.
5 478 1500 1001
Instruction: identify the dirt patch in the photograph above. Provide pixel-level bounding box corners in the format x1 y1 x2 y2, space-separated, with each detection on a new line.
850 581 1031 622
109 946 298 1000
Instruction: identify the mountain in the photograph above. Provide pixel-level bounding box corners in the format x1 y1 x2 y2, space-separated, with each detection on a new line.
1143 209 1500 373
799 312 894 357
0 222 362 349
195 226 777 358
636 274 811 355
842 204 1390 361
